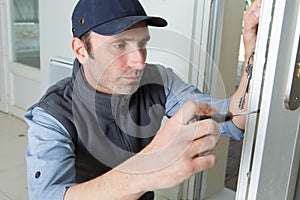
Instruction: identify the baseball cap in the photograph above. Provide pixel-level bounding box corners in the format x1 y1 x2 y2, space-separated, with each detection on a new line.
72 0 168 38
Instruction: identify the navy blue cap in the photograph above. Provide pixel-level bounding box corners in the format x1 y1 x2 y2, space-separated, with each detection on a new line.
72 0 168 38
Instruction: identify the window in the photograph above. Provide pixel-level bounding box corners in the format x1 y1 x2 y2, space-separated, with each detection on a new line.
12 0 40 68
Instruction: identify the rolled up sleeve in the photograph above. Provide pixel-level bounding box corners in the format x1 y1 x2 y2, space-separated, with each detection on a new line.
25 107 76 200
161 66 244 140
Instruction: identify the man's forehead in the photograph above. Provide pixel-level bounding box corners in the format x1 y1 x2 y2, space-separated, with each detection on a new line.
91 25 150 42
113 26 150 40
113 21 149 36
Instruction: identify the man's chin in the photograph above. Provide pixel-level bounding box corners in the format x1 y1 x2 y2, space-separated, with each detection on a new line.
113 84 140 95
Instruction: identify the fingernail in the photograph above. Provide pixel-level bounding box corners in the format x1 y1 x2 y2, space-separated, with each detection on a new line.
254 8 261 18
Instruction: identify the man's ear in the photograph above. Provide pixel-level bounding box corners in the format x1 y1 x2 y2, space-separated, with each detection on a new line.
72 37 88 64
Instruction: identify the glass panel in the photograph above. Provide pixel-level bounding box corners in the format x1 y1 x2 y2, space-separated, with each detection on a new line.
12 0 40 68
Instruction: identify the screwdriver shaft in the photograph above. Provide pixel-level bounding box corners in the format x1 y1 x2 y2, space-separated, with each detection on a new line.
194 109 260 123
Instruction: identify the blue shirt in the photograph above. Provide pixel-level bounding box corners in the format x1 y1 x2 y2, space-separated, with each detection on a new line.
25 64 243 200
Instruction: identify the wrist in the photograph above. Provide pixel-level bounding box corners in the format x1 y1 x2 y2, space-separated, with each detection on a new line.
111 169 147 197
110 154 156 196
116 151 164 193
244 47 255 62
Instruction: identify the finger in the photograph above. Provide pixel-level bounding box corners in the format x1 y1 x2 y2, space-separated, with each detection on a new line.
247 7 261 20
254 0 262 7
194 103 219 117
172 101 219 125
245 4 261 22
247 0 262 13
187 134 218 158
245 0 261 19
191 154 217 173
243 9 260 48
186 119 220 140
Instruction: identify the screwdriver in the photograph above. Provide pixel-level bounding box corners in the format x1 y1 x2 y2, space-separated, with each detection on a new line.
194 109 260 123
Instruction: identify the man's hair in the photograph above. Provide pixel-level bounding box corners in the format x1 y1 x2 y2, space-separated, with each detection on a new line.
80 31 94 59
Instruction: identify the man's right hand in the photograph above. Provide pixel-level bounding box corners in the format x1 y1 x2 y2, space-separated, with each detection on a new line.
119 101 220 191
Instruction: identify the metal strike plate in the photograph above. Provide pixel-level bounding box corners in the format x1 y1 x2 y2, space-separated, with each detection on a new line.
285 38 300 110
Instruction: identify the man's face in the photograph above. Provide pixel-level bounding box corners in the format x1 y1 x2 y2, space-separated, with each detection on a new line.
83 22 150 95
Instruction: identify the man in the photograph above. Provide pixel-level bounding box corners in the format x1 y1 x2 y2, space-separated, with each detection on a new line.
25 0 261 199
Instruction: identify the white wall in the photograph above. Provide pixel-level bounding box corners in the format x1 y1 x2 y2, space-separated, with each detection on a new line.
39 0 77 90
140 0 196 82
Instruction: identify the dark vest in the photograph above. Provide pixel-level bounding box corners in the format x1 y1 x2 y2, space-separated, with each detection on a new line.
34 59 167 199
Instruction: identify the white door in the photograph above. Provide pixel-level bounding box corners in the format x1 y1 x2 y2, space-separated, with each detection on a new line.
0 0 44 118
237 0 300 199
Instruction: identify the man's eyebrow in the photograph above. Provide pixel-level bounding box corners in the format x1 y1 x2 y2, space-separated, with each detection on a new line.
110 35 151 43
110 37 133 43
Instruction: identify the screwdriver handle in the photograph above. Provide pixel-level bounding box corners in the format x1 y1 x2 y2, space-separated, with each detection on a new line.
195 112 233 123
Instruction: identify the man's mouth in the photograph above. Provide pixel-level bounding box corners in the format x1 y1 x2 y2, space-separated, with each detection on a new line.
122 71 143 82
122 76 141 82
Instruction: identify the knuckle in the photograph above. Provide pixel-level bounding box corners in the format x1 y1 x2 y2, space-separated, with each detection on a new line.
209 135 218 146
193 155 217 172
203 119 220 134
207 155 217 166
186 100 197 110
203 135 217 148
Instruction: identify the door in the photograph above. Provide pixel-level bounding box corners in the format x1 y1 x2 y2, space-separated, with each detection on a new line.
0 0 44 118
237 0 300 199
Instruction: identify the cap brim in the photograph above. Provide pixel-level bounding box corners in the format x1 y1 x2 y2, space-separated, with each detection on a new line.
91 16 167 36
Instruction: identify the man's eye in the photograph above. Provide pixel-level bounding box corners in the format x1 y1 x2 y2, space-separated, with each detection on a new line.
114 43 126 49
139 42 148 48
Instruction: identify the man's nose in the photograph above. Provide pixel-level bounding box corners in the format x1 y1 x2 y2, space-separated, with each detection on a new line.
127 48 146 70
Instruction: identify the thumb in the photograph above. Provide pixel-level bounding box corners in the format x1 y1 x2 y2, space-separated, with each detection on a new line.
171 101 219 125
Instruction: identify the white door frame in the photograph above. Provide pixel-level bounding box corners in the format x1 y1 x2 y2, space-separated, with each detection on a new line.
237 0 300 199
1 0 44 118
0 0 8 112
